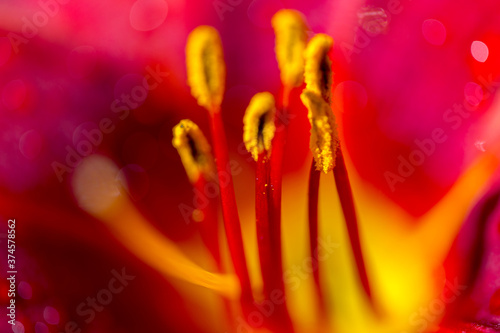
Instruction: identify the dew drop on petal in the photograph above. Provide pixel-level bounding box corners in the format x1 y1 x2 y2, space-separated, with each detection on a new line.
17 281 32 300
43 306 60 325
67 46 97 79
130 0 168 32
0 37 12 66
471 41 489 63
114 74 148 110
19 130 43 159
247 0 284 29
35 322 49 333
422 19 446 46
12 321 24 333
2 79 27 110
358 6 388 36
464 82 483 106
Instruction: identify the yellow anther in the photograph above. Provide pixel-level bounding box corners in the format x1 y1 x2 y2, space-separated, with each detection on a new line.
300 90 338 173
243 92 277 161
272 9 309 89
304 33 334 104
186 26 226 112
172 119 214 183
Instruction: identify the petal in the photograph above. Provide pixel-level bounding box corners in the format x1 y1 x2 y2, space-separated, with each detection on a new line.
442 180 500 328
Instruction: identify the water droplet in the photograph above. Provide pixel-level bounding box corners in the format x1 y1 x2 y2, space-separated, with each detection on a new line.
471 41 489 63
130 0 168 31
18 281 32 300
358 7 388 36
43 306 60 325
422 19 446 46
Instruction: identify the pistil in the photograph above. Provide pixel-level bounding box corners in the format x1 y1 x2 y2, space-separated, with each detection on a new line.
302 31 375 311
268 12 309 328
301 89 338 314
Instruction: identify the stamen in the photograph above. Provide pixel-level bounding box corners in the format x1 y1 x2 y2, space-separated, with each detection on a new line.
186 26 226 112
302 37 336 308
244 94 294 332
72 155 239 298
304 33 334 104
172 119 214 184
187 25 254 314
267 16 310 330
255 152 272 294
300 89 339 174
301 89 375 312
272 9 309 90
210 110 254 310
172 119 220 266
243 92 277 161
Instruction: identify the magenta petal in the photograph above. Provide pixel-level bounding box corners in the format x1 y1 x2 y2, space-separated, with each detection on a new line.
335 0 500 216
442 182 500 327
